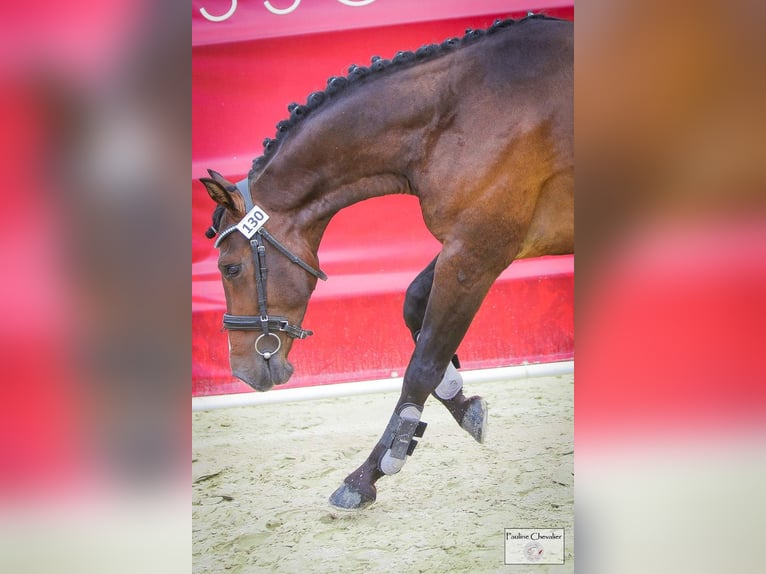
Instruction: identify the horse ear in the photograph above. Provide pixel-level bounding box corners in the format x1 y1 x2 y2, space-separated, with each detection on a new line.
200 171 246 216
200 177 232 208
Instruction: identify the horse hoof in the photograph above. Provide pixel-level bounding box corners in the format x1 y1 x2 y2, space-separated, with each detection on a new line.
461 396 488 443
328 482 376 511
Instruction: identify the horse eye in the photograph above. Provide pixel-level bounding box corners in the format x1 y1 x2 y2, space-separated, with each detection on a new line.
224 264 241 278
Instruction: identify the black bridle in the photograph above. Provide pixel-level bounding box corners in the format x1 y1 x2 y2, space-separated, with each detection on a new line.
212 177 327 359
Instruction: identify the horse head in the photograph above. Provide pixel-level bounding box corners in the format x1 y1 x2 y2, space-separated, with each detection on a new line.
201 170 324 391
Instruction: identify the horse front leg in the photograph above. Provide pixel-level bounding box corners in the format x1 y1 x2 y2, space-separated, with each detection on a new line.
403 256 488 443
329 251 503 510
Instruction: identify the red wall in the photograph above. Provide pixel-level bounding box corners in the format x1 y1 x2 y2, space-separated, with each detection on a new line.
192 2 574 396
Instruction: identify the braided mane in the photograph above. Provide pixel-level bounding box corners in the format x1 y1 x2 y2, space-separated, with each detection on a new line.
247 13 560 180
205 14 561 239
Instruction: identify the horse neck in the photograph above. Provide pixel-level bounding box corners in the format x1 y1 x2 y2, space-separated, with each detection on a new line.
257 61 449 244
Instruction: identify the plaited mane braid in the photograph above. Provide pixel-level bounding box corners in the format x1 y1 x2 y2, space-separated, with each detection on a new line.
205 205 225 238
247 13 561 179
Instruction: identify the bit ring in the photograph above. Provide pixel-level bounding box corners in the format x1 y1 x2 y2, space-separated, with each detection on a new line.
255 333 281 359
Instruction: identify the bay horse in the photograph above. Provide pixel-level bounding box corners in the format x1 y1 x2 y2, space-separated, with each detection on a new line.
201 14 573 510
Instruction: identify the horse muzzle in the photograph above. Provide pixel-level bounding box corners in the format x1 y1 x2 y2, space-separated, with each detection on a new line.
229 334 294 391
231 356 294 392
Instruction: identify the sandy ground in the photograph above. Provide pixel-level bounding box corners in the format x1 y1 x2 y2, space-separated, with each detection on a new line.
192 374 573 573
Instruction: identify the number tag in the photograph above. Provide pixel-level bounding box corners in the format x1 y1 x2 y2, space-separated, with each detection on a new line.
236 205 270 238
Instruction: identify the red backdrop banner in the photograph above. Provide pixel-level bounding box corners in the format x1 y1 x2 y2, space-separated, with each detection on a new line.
192 2 575 396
